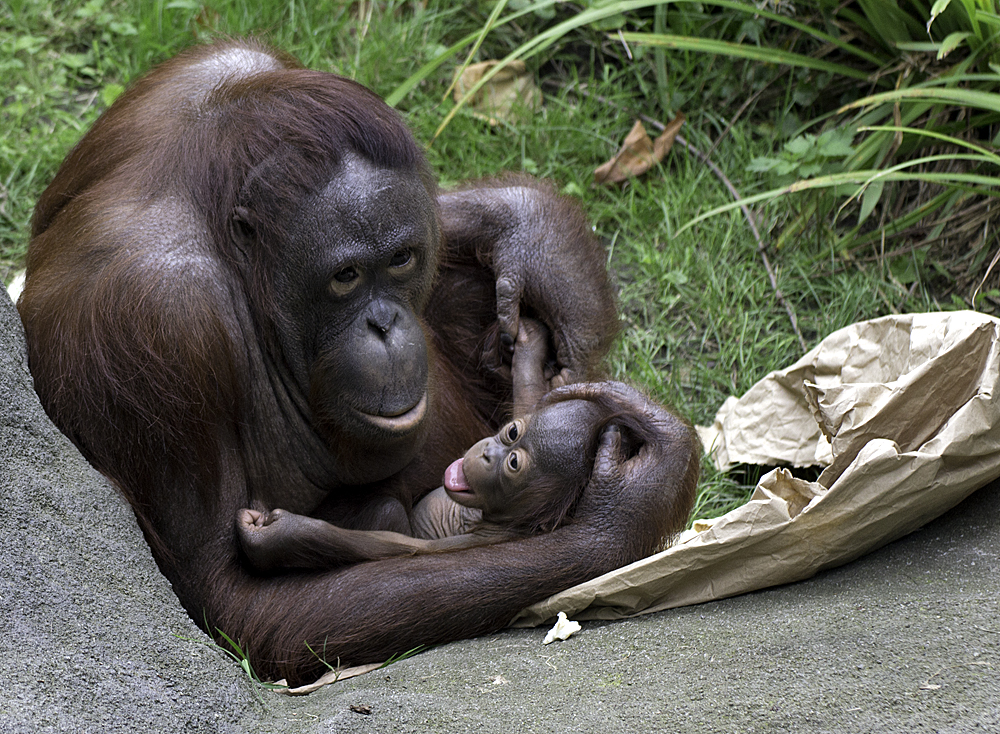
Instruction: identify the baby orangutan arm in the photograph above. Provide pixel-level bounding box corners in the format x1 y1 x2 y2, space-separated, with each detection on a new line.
237 508 514 573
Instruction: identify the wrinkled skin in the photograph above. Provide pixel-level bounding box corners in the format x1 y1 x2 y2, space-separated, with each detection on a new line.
17 38 697 688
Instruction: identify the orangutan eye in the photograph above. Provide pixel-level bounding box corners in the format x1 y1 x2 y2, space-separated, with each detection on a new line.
329 266 360 297
335 266 358 282
502 420 523 444
506 451 521 473
389 249 412 268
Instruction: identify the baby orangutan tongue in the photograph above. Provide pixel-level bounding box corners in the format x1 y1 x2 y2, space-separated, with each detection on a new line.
443 458 471 494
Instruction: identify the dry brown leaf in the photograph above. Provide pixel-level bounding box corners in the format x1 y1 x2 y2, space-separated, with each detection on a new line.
453 60 542 125
593 112 685 185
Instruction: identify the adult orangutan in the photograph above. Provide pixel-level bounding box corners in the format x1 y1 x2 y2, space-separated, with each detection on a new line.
18 38 700 686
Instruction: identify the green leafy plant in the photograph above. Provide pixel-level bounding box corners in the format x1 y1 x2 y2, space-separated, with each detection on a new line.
748 128 857 184
389 0 1000 309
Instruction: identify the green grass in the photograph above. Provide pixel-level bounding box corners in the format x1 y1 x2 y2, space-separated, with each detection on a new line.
0 0 960 518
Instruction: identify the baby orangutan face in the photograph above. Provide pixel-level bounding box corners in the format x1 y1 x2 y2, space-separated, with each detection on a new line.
442 399 601 525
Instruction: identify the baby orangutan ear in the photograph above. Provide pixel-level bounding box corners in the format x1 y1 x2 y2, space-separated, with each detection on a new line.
230 206 256 246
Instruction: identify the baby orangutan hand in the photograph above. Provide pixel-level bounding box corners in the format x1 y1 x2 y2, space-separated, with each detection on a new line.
511 317 554 415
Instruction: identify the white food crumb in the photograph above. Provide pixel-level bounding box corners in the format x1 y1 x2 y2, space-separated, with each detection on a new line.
542 612 582 645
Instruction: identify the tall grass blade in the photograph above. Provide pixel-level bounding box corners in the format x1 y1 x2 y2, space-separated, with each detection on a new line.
678 158 1000 236
858 124 1000 162
840 86 1000 115
622 33 872 80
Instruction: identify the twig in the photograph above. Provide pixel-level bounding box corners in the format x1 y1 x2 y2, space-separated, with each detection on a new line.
920 661 991 691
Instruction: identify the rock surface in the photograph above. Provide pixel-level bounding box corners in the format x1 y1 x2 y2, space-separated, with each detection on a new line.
3 291 998 732
0 294 258 733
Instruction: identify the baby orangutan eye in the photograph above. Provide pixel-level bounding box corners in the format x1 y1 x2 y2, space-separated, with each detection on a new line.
502 419 523 444
505 451 522 474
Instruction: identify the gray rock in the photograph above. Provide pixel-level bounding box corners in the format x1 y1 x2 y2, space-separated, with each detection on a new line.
3 289 999 732
0 294 261 733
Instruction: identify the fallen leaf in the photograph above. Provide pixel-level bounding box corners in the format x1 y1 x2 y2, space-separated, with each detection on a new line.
594 112 685 185
453 60 542 125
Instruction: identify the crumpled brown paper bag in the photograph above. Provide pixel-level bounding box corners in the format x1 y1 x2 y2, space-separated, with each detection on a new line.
512 311 1000 627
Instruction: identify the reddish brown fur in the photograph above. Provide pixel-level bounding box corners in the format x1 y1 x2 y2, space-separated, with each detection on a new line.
19 39 696 687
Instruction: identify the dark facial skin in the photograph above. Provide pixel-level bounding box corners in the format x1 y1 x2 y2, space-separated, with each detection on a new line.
444 400 601 524
267 153 441 487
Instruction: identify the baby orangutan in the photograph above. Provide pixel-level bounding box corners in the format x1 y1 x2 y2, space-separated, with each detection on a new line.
237 320 697 572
